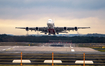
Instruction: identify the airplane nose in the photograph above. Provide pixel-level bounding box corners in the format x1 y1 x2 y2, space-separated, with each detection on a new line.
47 21 52 24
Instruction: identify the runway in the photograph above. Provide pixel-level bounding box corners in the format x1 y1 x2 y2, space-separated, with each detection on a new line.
0 43 99 53
0 43 105 65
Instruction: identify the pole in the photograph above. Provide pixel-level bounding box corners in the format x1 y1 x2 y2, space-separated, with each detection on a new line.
21 52 22 66
52 52 54 66
83 53 85 66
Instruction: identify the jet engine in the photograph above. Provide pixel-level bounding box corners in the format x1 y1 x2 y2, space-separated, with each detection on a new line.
26 27 29 31
64 27 67 30
36 27 38 30
75 27 78 31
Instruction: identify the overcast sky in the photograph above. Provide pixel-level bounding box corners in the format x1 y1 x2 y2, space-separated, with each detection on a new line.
0 0 105 35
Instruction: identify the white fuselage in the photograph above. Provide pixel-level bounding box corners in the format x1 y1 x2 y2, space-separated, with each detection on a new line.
47 19 55 34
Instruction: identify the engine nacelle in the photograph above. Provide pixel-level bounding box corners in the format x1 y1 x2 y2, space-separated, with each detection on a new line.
36 27 38 30
26 27 29 31
64 27 67 30
75 27 78 31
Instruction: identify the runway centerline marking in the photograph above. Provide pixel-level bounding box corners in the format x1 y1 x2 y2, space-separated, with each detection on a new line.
71 49 75 52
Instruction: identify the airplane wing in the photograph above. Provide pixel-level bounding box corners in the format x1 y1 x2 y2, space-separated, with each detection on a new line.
16 26 90 34
15 27 48 33
54 27 90 33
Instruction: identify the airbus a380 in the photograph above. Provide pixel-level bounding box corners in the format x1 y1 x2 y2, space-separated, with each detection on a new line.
16 19 90 35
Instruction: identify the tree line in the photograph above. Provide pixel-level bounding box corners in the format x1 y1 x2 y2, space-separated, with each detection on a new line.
0 34 105 43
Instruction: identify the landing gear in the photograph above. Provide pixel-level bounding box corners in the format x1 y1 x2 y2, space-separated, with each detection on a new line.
57 32 59 34
53 33 55 35
48 33 51 35
45 33 47 34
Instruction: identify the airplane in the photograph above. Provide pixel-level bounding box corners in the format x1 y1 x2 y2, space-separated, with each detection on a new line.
16 19 90 35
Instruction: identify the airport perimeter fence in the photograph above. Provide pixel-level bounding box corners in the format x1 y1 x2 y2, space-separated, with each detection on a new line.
0 52 105 66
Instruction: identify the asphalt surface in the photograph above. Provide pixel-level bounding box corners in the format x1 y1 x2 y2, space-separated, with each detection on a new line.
0 43 99 53
0 43 105 65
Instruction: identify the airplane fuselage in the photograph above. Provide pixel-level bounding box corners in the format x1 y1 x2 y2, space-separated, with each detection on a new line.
47 19 55 35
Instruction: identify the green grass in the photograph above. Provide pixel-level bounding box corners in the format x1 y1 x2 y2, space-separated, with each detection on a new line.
97 50 105 52
92 48 105 52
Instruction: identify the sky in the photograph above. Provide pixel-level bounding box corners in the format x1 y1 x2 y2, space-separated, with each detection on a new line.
0 0 105 35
